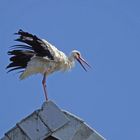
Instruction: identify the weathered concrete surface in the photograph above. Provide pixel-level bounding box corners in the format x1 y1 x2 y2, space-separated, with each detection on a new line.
1 101 105 140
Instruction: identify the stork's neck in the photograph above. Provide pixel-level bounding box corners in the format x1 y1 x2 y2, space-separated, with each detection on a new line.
64 54 75 70
68 54 75 62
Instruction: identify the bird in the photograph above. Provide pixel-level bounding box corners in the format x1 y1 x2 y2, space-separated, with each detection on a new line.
7 29 91 101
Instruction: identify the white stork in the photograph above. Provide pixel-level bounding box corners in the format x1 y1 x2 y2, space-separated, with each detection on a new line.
7 29 91 100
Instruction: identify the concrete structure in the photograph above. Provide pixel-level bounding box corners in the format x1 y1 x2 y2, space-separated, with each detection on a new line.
1 101 105 140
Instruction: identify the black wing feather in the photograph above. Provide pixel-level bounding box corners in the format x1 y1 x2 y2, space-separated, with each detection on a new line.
15 29 54 59
7 29 54 73
10 44 31 50
6 50 34 72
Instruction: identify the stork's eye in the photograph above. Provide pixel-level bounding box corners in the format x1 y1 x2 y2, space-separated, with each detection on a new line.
76 52 80 58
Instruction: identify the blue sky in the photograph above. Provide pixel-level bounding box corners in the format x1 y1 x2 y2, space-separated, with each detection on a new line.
1 0 140 139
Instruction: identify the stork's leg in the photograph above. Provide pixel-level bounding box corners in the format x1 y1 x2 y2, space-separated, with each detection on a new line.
42 73 48 101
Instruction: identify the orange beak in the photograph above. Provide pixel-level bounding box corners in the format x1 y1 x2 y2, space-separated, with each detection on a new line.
76 56 91 72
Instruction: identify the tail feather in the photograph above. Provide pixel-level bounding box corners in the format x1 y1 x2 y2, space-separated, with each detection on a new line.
19 67 40 80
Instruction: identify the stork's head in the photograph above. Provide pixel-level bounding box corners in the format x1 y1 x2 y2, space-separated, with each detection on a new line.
71 50 91 71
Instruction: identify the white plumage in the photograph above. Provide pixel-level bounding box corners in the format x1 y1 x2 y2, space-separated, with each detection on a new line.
7 30 91 100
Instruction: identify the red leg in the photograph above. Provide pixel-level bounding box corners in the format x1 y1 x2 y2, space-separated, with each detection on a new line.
42 73 48 101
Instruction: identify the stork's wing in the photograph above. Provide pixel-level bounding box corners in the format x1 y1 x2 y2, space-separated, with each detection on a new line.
14 29 54 60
